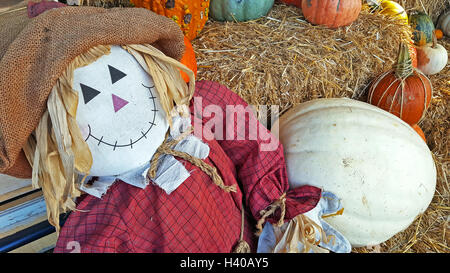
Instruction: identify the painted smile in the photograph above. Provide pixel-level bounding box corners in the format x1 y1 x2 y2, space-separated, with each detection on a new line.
84 84 159 150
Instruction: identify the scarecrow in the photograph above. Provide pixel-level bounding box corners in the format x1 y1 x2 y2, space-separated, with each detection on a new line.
0 0 350 253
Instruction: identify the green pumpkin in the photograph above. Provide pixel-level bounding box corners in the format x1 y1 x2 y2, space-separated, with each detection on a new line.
409 11 435 46
210 0 274 22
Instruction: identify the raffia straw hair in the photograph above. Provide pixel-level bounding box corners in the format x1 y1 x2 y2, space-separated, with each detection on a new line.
123 44 195 124
278 214 335 253
23 44 195 233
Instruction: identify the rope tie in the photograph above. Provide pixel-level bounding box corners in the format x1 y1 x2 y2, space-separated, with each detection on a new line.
394 43 413 79
394 58 413 79
255 192 287 236
148 129 237 193
233 203 251 253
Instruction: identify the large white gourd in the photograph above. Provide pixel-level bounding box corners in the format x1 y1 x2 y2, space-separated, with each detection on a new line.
273 98 436 247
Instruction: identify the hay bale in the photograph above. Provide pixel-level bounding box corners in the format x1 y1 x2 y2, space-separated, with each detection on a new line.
193 4 413 112
193 3 449 253
397 0 450 22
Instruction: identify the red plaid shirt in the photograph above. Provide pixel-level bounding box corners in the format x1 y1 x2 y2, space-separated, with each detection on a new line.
54 81 321 253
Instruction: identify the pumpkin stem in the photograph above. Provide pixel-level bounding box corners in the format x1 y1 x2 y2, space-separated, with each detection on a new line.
395 42 413 78
432 30 437 49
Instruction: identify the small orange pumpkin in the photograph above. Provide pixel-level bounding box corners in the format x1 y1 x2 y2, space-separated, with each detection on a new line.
368 43 433 125
130 0 210 41
411 124 426 142
179 36 197 82
435 29 444 40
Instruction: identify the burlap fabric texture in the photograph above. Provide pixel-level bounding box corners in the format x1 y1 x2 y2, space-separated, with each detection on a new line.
0 1 185 178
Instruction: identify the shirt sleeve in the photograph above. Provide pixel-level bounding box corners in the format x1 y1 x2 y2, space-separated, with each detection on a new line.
190 81 321 223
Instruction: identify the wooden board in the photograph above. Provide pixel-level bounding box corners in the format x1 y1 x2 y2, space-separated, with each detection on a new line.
9 232 57 253
0 190 42 212
0 0 24 12
0 174 33 203
0 196 47 239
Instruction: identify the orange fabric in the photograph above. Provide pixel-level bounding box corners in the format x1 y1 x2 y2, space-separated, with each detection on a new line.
180 36 197 82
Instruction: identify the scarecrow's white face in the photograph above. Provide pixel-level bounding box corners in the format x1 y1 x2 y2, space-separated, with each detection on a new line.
73 46 168 176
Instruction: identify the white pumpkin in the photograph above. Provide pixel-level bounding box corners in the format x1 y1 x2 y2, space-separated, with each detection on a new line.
273 98 436 247
416 33 448 75
437 10 450 37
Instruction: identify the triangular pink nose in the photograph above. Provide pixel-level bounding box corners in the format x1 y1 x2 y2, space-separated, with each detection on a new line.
112 94 129 112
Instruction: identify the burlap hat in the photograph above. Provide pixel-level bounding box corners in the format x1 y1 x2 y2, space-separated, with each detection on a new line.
0 0 185 178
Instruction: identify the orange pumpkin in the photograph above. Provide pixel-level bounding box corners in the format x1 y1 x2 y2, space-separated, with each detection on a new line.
411 124 426 142
368 43 432 125
301 0 361 28
408 42 418 68
130 0 210 41
435 29 444 40
180 36 197 82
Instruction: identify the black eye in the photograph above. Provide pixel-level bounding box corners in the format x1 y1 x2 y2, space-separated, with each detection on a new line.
108 65 126 84
80 83 101 104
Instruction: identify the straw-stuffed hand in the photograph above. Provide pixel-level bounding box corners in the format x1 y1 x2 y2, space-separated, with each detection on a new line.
257 191 351 253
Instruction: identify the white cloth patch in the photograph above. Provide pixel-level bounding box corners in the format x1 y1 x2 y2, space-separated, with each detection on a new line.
79 177 114 199
151 134 210 194
150 155 190 195
66 0 82 5
79 162 150 199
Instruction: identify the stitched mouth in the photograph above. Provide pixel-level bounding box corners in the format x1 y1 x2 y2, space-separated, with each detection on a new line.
84 84 159 151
